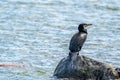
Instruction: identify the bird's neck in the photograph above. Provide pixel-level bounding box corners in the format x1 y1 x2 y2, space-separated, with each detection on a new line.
79 29 87 34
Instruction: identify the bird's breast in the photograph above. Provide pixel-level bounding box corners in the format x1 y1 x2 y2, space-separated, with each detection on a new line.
80 33 87 39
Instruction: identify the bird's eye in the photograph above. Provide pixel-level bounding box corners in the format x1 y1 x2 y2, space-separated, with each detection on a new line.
83 25 87 29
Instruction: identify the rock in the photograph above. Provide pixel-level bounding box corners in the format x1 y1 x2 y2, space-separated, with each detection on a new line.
53 54 120 80
115 68 120 77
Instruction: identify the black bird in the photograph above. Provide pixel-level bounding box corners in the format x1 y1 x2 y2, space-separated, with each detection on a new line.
69 23 92 53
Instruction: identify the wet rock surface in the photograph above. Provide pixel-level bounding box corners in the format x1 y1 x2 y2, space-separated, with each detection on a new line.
54 55 120 80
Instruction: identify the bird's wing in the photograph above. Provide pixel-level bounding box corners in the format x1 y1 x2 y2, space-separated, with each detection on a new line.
69 32 87 52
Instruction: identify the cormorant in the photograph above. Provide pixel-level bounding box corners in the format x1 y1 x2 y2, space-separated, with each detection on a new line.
69 23 92 53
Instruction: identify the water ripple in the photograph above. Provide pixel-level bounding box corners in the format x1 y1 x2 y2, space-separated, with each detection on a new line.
0 0 120 80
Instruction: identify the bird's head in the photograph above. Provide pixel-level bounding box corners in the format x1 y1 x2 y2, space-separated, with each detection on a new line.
78 23 92 33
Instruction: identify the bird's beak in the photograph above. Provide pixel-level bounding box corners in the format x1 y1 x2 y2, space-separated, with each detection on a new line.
87 24 92 26
83 24 92 29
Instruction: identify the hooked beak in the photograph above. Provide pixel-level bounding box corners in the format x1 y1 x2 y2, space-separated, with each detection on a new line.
84 24 92 29
87 24 92 26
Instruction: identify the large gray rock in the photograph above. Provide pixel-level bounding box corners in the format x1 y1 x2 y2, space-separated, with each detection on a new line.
53 54 120 80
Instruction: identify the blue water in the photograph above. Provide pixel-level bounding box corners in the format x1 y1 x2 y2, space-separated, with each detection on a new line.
0 0 120 80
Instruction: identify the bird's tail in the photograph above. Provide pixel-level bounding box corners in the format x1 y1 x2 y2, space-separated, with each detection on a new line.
69 51 79 61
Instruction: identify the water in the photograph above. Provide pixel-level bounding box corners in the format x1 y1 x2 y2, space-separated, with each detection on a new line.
0 0 120 80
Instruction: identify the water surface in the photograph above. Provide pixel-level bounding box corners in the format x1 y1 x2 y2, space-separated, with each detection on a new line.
0 0 120 80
